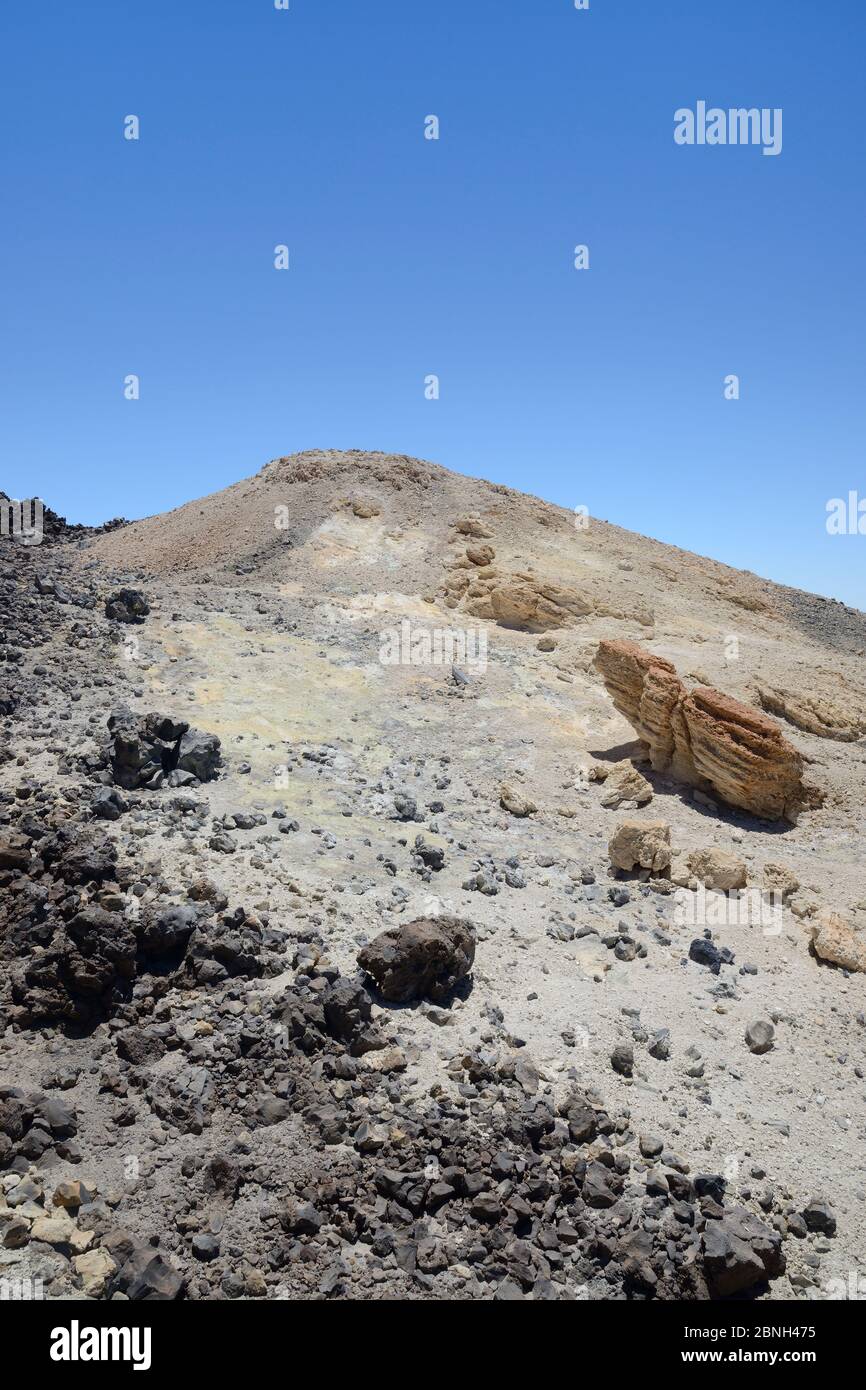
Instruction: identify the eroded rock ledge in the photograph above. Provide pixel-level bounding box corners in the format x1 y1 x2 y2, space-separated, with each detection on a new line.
593 639 818 822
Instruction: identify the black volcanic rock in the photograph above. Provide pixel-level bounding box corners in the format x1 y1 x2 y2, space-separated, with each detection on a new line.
358 916 475 1003
701 1206 785 1297
107 707 220 789
105 588 150 623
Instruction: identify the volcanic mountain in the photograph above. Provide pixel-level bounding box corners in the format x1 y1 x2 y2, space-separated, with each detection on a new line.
1 449 864 1302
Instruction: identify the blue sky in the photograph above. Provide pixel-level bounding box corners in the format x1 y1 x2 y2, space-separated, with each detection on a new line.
1 1 864 605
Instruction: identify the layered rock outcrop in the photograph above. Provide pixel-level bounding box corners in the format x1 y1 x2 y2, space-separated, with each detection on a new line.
441 552 653 631
593 640 816 822
442 570 594 631
754 681 866 742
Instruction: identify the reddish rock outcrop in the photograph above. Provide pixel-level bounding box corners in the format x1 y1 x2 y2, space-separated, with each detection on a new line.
593 640 817 822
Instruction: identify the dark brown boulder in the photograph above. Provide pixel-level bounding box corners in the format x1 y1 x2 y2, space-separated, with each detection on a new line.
0 833 31 871
357 915 475 1003
701 1206 785 1297
105 588 150 624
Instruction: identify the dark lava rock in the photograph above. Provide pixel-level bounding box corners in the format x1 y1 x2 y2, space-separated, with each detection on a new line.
185 906 281 984
357 915 475 1003
321 977 378 1051
254 1095 291 1126
565 1100 598 1145
413 836 446 871
137 904 198 960
191 1233 221 1261
108 708 221 790
91 786 128 821
0 833 31 871
116 1027 167 1067
0 1091 78 1173
701 1206 785 1297
12 906 137 1023
695 1173 727 1203
176 728 221 782
615 1228 657 1290
745 1019 775 1054
113 1245 185 1300
648 1029 671 1061
583 1161 623 1208
282 1201 323 1235
41 827 117 884
105 589 150 624
688 938 735 974
802 1199 836 1236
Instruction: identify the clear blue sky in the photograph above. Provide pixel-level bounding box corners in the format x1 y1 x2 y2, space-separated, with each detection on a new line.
1 1 864 605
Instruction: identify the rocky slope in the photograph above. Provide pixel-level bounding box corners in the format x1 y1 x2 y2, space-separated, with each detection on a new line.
1 449 864 1302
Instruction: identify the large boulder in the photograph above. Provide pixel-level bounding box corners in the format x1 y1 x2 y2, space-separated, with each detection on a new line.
176 728 221 783
108 707 174 789
701 1206 785 1297
358 916 476 1003
609 820 671 874
808 910 866 973
11 907 137 1024
681 847 747 891
754 681 866 742
105 589 150 624
488 576 593 632
107 708 220 790
593 640 817 822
